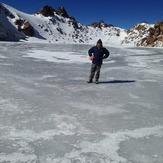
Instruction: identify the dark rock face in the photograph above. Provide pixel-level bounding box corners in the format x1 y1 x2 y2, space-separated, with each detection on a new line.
22 21 35 36
14 19 35 36
37 5 55 17
68 17 79 29
90 20 114 28
36 5 79 29
56 6 69 18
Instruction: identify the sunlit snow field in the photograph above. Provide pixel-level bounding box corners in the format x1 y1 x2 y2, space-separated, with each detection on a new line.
0 42 163 163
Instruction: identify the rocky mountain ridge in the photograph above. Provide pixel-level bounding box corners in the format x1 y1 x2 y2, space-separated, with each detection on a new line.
0 3 163 47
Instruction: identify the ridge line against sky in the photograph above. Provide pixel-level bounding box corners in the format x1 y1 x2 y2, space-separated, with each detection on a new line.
1 0 163 29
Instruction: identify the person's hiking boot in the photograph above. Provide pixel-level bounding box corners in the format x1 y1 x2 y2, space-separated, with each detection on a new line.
95 80 99 84
87 79 92 83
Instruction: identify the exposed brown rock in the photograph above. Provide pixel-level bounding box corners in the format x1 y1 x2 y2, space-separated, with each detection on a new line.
56 6 69 18
37 5 54 17
138 21 163 46
90 20 113 28
135 24 146 31
23 20 30 28
68 17 79 28
22 26 35 36
158 35 163 42
148 28 155 36
14 19 35 36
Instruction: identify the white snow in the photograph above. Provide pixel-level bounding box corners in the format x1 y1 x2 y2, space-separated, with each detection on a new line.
25 50 89 63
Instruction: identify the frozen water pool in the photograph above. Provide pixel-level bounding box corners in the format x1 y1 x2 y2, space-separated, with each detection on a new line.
0 42 163 163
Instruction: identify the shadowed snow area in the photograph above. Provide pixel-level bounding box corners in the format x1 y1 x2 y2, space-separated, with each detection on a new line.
0 42 163 163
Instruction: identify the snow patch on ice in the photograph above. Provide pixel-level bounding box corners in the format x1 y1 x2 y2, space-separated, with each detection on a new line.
0 152 37 163
128 93 139 99
69 102 128 116
44 126 163 163
0 77 7 84
0 54 7 59
24 50 89 63
41 114 91 135
0 97 23 114
1 126 162 163
124 49 155 55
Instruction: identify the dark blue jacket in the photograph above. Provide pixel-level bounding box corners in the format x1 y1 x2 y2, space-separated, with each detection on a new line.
88 46 110 65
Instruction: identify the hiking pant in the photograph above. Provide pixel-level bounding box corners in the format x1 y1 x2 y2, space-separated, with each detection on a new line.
89 63 101 81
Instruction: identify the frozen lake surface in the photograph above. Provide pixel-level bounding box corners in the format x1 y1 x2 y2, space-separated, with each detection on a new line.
0 42 163 163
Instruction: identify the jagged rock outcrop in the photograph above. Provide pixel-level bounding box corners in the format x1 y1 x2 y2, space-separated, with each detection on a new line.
55 6 79 28
36 5 79 29
14 19 35 36
138 21 163 47
22 20 35 36
68 17 79 29
122 22 154 45
37 5 55 17
56 6 69 18
90 20 114 28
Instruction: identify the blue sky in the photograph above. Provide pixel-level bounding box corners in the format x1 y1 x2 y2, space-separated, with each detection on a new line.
1 0 163 29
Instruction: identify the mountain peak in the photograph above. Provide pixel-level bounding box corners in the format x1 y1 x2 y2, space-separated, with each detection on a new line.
36 5 55 17
90 20 114 28
36 5 70 19
56 6 70 18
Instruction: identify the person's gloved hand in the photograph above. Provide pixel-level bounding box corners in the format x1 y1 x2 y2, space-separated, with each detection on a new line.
89 56 94 60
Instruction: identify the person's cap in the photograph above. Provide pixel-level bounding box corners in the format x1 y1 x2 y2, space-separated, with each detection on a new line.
97 39 102 44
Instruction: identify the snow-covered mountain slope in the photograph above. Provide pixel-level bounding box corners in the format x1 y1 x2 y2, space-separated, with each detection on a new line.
122 22 154 46
1 4 127 44
0 3 26 40
122 22 163 47
0 2 127 45
0 2 163 47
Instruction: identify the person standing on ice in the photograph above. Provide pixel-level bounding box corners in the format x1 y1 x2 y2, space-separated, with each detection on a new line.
87 39 110 84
